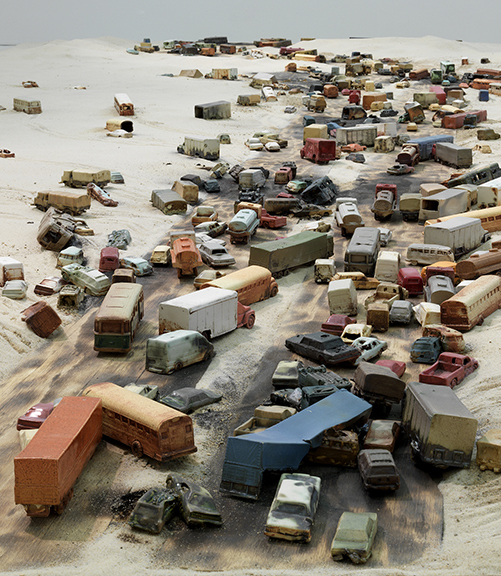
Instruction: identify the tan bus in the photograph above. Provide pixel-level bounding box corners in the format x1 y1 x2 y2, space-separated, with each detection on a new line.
201 265 278 305
114 93 134 116
82 382 196 461
440 274 501 331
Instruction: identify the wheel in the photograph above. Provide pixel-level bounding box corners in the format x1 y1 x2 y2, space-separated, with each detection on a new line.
246 314 256 329
176 268 182 279
451 378 458 388
204 349 212 361
131 440 143 458
174 361 183 371
270 285 279 297
477 316 484 326
202 330 211 340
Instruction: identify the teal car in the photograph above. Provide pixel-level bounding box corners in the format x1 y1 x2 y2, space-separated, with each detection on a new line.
331 512 378 563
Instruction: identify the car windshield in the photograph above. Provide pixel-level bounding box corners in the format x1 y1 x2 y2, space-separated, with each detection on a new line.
336 528 368 542
274 502 307 515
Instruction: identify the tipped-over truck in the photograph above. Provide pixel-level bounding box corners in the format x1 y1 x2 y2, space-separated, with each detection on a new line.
159 287 255 338
418 352 478 388
14 396 102 517
402 381 477 468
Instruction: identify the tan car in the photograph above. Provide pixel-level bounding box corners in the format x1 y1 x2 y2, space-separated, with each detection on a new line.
341 323 373 343
333 271 379 290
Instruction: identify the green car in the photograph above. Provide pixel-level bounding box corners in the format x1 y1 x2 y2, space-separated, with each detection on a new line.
166 473 222 527
128 488 177 534
331 511 378 564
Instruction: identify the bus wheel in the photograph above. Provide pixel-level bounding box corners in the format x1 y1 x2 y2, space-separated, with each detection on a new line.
131 440 143 458
174 361 183 371
478 316 484 326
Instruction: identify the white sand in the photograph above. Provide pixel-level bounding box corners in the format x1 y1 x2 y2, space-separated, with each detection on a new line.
2 36 501 575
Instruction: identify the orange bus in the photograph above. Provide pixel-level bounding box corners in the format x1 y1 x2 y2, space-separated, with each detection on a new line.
82 382 196 461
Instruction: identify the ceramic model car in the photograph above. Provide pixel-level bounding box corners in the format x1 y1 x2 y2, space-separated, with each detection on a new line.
194 221 227 237
357 449 400 491
378 227 392 246
158 388 222 413
389 300 413 324
111 269 136 284
191 206 218 226
119 257 153 276
60 263 111 296
264 473 321 542
193 269 226 290
410 336 441 363
332 271 380 290
285 332 361 366
204 179 221 193
331 512 378 563
362 419 401 452
3 280 28 299
166 473 222 526
128 488 177 534
285 180 308 194
199 241 236 267
123 383 159 400
195 233 227 247
291 204 333 219
386 163 415 175
341 323 373 343
271 360 302 389
57 246 84 269
34 276 66 296
17 402 55 430
375 359 406 377
351 337 388 365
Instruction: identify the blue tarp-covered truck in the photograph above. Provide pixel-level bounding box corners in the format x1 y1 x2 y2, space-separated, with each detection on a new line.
219 389 371 499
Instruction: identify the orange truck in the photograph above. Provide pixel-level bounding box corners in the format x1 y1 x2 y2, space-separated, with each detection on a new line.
14 396 102 517
170 231 203 278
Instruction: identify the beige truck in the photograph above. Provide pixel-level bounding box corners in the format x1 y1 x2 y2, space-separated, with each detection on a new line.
34 190 91 216
61 170 111 188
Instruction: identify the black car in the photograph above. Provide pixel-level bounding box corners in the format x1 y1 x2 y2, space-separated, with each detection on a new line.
285 332 360 366
128 488 177 533
166 473 222 526
158 388 222 413
204 179 221 193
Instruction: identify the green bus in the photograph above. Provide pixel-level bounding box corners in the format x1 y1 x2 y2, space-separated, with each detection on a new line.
94 283 144 352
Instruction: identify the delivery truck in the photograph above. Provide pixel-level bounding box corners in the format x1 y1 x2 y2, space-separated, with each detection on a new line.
423 216 490 258
159 287 255 338
406 135 454 161
14 396 102 517
402 381 477 468
248 231 334 278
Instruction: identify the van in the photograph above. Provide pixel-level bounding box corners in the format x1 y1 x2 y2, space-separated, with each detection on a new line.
145 330 214 374
374 251 400 282
99 247 120 272
344 227 381 276
357 449 400 491
410 337 442 363
33 190 91 216
413 302 442 327
406 244 454 266
114 93 134 116
57 246 84 269
327 279 358 315
397 267 423 296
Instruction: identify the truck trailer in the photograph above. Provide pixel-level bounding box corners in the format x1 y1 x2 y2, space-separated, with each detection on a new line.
423 216 489 258
14 396 102 517
248 231 334 278
402 381 477 468
159 287 255 338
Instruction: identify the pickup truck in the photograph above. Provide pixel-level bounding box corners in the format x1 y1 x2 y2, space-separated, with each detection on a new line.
418 352 479 388
364 283 409 310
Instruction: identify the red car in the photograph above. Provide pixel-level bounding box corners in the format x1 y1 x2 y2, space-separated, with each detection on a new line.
321 314 357 336
17 402 55 430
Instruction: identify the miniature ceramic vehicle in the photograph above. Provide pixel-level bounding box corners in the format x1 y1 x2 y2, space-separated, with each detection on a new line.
265 141 281 152
341 323 373 343
86 183 118 207
166 473 222 526
60 263 110 297
477 429 501 473
351 337 388 365
128 488 177 534
375 359 406 377
358 449 400 491
17 402 54 430
193 269 226 290
421 324 465 354
150 245 171 266
146 330 214 374
332 271 379 290
191 206 218 226
119 257 153 276
264 473 321 542
34 276 65 296
57 246 84 269
234 405 296 435
378 227 392 246
3 280 28 299
123 383 159 400
290 204 332 219
111 269 136 284
285 180 308 194
0 149 15 158
158 388 222 413
386 163 415 175
271 360 302 389
199 241 236 267
418 352 478 388
389 300 413 324
195 233 226 247
204 179 221 193
410 336 441 364
362 420 401 452
306 429 359 466
285 332 361 366
57 285 84 308
331 512 378 563
194 221 227 237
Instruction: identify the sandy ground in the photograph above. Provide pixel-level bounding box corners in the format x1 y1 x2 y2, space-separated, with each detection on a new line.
1 36 501 575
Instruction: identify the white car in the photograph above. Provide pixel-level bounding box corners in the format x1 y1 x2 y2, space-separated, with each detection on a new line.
264 473 321 542
351 337 388 365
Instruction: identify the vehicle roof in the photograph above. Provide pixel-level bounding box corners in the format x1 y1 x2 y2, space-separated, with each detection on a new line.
161 287 237 311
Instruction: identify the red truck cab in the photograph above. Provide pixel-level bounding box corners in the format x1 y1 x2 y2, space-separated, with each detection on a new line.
397 267 423 296
418 352 479 388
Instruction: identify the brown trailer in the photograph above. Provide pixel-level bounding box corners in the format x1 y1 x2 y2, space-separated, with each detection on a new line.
14 396 102 517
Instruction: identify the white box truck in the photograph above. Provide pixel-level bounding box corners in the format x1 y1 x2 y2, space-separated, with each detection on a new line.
159 287 255 339
402 381 477 468
423 216 490 258
0 257 24 286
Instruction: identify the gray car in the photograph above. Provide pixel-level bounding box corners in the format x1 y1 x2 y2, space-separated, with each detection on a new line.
199 241 236 267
